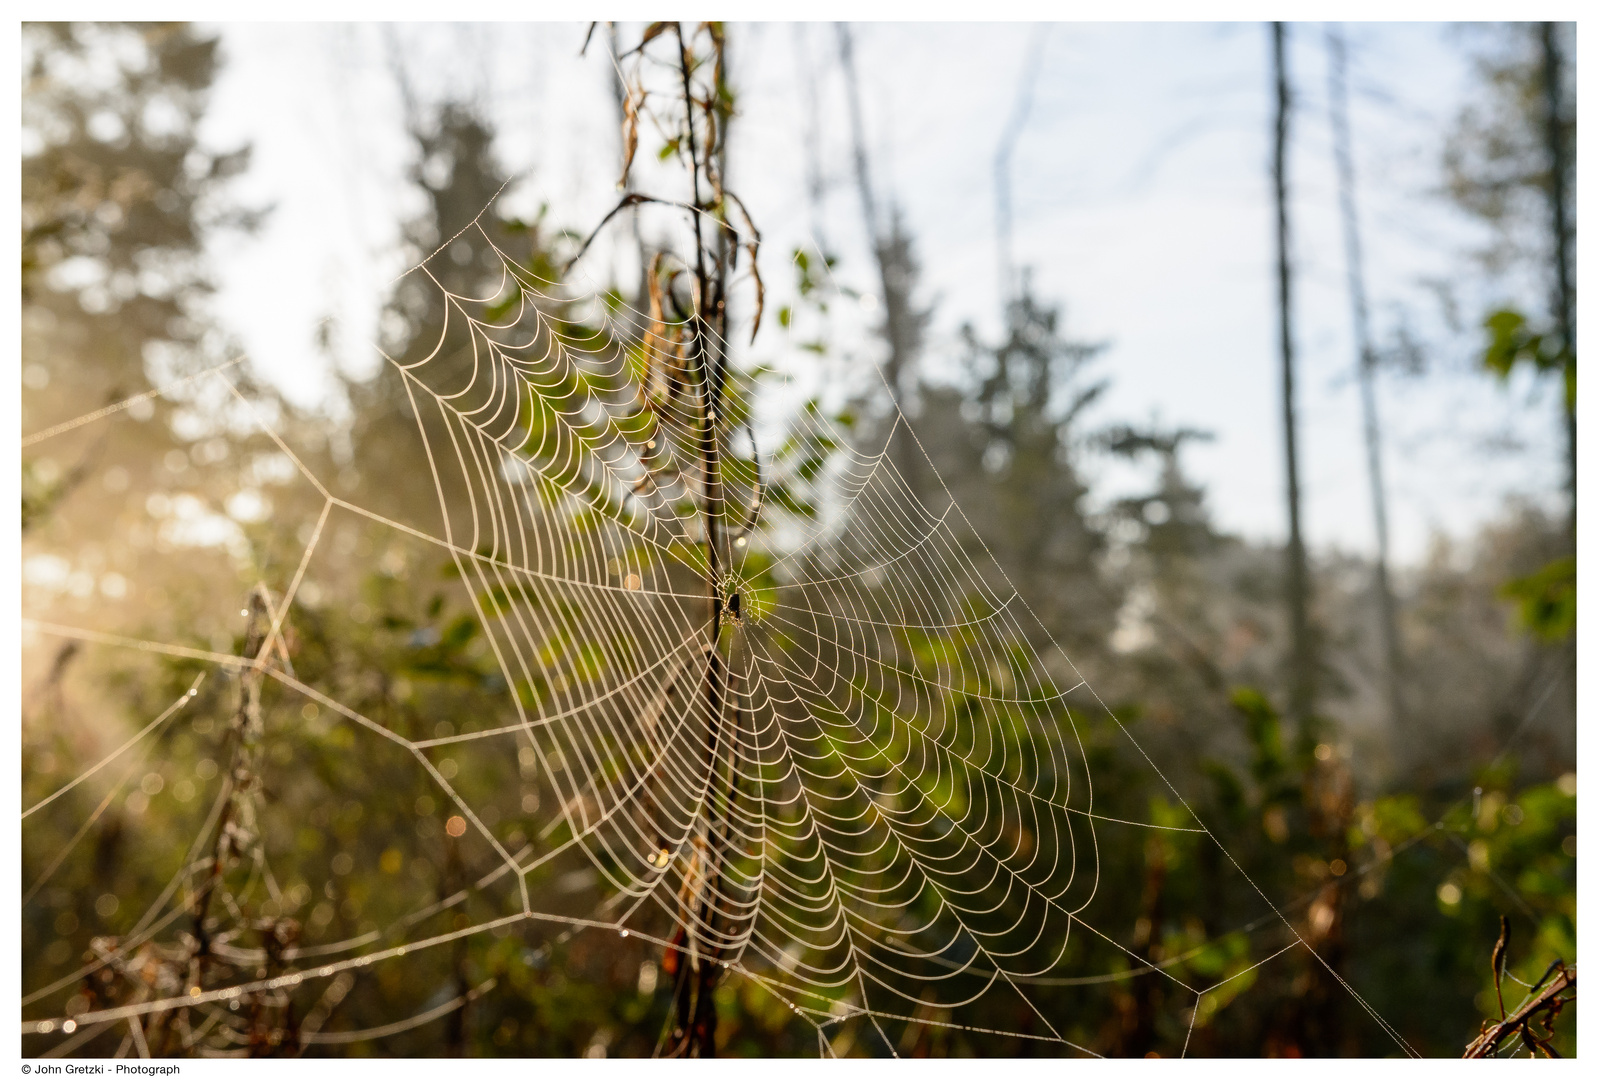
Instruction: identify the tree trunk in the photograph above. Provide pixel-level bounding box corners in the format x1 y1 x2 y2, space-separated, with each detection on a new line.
1272 23 1315 732
837 24 924 493
993 27 1049 311
1540 23 1575 545
1327 26 1404 729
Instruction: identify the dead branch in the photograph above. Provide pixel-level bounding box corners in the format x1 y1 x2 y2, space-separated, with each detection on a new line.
1463 961 1574 1058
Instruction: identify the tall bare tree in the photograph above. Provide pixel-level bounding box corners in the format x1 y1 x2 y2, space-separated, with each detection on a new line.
1539 23 1575 542
993 26 1049 311
1327 26 1404 728
793 24 832 254
1271 22 1315 730
835 23 930 492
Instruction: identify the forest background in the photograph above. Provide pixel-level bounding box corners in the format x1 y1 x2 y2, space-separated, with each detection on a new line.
19 18 1577 1058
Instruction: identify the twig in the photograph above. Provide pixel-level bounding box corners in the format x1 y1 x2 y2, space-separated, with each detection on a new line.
562 192 751 277
1490 916 1509 1020
1463 962 1574 1058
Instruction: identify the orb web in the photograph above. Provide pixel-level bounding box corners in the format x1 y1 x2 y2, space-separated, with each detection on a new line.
19 205 1417 1059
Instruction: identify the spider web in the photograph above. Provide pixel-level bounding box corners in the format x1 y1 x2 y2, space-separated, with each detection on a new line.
19 205 1420 1060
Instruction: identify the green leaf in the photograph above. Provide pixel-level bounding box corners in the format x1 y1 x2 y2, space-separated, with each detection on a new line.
1500 555 1575 642
1230 686 1284 785
1483 309 1537 380
441 615 478 650
1202 760 1246 819
1482 308 1571 410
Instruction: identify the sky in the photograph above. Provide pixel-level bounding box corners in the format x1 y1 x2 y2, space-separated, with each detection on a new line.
197 21 1566 570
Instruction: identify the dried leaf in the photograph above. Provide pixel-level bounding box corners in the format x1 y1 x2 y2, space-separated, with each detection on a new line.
1491 916 1511 1020
643 252 667 409
618 85 641 189
636 22 669 53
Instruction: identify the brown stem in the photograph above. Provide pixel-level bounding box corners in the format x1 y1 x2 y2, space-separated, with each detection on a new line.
190 587 272 978
665 26 732 1059
1463 963 1575 1058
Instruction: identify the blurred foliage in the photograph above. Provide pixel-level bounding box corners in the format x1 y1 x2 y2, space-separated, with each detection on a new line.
21 21 264 544
1447 24 1575 657
1499 555 1575 643
1482 308 1575 411
1442 23 1575 274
